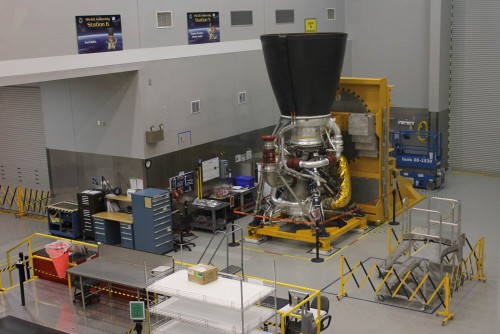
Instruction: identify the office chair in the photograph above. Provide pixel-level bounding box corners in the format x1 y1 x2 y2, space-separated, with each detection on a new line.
285 296 332 333
310 295 332 332
173 201 196 252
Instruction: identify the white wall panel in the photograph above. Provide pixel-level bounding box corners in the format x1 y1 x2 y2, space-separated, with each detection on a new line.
449 0 500 175
0 86 50 190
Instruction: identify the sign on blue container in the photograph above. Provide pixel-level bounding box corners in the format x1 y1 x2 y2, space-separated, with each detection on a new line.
76 15 123 54
187 12 220 45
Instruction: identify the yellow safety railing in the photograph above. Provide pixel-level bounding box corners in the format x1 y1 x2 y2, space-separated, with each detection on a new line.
0 185 52 217
0 185 17 209
387 226 404 256
1 233 97 292
462 237 486 281
336 243 486 326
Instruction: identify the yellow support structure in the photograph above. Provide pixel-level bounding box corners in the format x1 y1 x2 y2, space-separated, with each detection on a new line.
333 78 425 224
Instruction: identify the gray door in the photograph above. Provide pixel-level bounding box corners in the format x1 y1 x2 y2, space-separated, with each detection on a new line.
0 86 50 191
449 1 500 175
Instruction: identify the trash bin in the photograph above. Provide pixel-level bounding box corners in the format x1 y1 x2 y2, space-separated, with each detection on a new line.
45 241 70 279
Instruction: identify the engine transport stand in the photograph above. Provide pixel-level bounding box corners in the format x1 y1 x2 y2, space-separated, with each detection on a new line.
244 215 367 257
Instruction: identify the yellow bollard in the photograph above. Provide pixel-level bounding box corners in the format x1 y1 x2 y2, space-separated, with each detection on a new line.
337 255 347 300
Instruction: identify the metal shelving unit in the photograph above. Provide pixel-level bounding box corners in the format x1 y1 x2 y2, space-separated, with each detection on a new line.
147 270 276 334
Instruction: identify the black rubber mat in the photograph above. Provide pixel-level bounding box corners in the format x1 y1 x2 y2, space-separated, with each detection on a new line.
0 316 68 334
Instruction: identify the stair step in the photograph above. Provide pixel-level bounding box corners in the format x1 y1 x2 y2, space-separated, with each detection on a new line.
220 265 242 275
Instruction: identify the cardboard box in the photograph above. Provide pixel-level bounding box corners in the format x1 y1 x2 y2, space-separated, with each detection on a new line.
188 264 218 285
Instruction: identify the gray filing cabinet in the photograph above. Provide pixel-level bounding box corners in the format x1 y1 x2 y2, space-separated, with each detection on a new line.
132 188 173 254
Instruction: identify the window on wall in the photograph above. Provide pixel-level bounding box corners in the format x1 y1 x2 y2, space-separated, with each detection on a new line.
327 8 335 20
275 10 294 24
231 11 253 26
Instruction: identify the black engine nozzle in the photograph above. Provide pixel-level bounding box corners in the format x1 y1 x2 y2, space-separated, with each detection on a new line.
261 33 347 117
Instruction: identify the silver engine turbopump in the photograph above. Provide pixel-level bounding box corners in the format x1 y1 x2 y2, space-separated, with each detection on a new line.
253 114 351 236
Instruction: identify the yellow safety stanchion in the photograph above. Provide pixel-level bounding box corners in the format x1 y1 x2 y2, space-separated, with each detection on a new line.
337 255 346 299
433 274 455 325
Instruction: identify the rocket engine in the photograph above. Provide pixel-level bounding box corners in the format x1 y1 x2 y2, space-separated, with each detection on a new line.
251 33 353 236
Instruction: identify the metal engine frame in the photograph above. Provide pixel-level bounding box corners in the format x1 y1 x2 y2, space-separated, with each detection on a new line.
242 78 425 254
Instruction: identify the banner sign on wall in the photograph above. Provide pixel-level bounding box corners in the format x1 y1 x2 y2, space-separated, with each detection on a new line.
187 12 220 45
76 15 123 54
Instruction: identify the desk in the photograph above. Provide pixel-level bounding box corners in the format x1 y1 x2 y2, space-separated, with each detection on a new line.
187 200 230 232
92 211 133 248
67 244 173 310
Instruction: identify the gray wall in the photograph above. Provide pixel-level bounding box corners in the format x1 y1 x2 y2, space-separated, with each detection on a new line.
141 50 277 158
0 0 345 61
0 0 142 61
41 72 145 159
345 0 431 109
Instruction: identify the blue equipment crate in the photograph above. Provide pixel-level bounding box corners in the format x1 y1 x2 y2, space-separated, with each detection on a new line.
234 176 254 188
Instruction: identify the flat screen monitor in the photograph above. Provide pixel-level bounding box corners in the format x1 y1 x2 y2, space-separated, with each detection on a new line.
288 289 310 312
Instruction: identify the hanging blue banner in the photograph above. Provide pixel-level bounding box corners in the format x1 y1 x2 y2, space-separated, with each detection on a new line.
76 15 123 54
187 12 220 45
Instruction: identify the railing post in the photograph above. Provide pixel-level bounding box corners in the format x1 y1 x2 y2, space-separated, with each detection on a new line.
337 255 346 299
16 252 26 306
387 226 392 256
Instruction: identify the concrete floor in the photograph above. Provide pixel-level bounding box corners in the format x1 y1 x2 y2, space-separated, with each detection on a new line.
0 172 499 333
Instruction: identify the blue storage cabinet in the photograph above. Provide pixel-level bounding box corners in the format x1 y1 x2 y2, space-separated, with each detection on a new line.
120 223 134 249
132 188 173 254
93 217 121 245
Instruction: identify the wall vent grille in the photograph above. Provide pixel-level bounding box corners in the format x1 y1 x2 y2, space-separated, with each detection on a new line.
157 11 173 28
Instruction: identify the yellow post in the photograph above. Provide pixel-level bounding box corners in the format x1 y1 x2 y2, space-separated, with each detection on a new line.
337 255 347 300
436 273 455 325
0 266 4 291
477 237 486 281
16 186 26 216
28 239 35 278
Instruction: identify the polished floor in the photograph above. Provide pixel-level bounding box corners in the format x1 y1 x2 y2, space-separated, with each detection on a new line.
0 172 499 333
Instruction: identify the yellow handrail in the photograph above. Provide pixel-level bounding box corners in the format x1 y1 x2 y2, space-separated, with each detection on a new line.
4 233 97 290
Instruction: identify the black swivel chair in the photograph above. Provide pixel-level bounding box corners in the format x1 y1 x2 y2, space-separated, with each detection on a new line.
173 201 196 252
285 296 332 333
311 296 332 332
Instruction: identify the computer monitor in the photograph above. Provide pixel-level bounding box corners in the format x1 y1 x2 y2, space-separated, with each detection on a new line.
288 289 310 312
